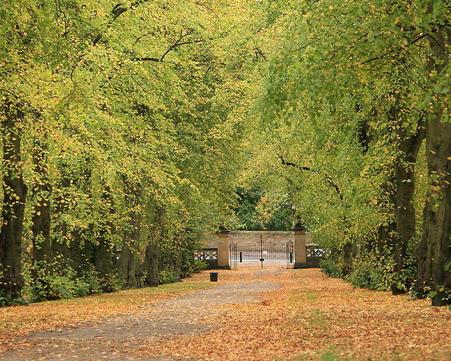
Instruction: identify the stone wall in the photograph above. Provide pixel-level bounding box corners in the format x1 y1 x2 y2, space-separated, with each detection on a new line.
204 231 312 248
229 231 293 247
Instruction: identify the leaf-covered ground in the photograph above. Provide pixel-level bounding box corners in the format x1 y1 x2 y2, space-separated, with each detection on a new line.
0 277 213 353
0 267 450 360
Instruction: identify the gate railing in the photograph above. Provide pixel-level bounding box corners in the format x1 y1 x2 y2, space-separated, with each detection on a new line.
229 242 238 269
194 248 218 268
306 244 326 267
230 240 294 268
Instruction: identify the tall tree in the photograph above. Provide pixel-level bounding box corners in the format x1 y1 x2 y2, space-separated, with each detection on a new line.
0 100 27 302
414 3 450 304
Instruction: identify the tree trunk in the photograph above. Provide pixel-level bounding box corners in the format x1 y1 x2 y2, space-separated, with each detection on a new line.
95 187 115 291
119 178 142 288
119 243 137 288
143 244 160 286
69 231 87 273
416 118 451 304
0 102 27 302
342 242 353 276
415 24 450 305
391 126 425 294
31 137 52 263
95 237 113 289
52 177 71 259
374 89 425 294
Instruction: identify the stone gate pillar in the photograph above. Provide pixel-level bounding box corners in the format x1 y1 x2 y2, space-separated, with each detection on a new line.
293 226 307 269
217 228 230 269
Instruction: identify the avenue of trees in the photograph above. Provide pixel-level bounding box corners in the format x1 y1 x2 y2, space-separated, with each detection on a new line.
0 0 260 304
1 0 449 306
245 0 449 305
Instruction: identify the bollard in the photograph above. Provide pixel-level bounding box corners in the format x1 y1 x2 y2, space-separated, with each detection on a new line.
210 272 218 282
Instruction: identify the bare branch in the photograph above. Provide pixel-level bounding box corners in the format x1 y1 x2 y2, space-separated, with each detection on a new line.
360 33 429 65
278 155 343 201
254 47 267 61
132 33 204 63
93 0 152 45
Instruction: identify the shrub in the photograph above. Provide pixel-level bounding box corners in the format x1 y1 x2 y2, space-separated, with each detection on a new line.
320 258 342 278
30 259 74 301
193 259 208 272
345 245 418 292
101 273 124 293
29 258 105 301
77 265 102 296
159 269 180 284
345 251 395 291
0 290 8 307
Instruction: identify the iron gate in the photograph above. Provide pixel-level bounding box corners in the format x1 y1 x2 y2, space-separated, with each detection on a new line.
229 237 294 269
229 242 239 269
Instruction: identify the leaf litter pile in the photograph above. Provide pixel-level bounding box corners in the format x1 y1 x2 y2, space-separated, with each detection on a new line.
0 267 450 361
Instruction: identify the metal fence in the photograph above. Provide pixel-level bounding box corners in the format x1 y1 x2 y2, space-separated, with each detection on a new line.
194 248 218 268
230 238 294 269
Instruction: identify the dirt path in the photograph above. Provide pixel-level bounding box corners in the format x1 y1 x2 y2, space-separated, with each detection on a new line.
1 267 450 361
0 268 281 360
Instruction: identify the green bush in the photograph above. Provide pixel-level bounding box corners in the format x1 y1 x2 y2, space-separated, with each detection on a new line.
345 246 418 292
320 258 342 278
30 260 73 301
193 259 208 272
159 269 180 284
392 257 417 293
100 273 124 293
77 265 102 296
345 251 395 291
49 272 79 299
0 290 8 307
29 258 106 301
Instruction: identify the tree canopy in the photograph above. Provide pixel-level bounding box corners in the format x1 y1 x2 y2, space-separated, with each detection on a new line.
0 0 449 306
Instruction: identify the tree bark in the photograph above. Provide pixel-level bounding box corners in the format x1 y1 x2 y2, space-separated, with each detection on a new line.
95 187 114 291
95 237 113 289
119 243 137 288
143 244 160 286
31 137 52 263
415 24 450 305
0 102 27 302
342 242 353 276
119 178 142 288
391 125 425 293
52 176 71 259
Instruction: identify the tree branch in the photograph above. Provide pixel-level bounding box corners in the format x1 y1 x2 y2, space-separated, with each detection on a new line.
93 0 152 45
360 33 429 65
254 47 267 61
132 33 204 63
278 155 343 201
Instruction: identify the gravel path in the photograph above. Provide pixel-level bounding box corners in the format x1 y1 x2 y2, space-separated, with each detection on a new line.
1 270 280 361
